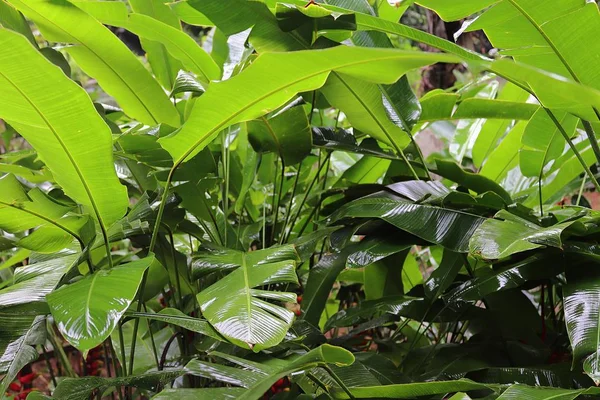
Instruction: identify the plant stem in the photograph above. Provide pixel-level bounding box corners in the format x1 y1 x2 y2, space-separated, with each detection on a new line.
281 160 303 244
545 108 600 193
576 175 587 206
272 158 286 245
40 345 57 391
322 365 356 399
582 120 600 167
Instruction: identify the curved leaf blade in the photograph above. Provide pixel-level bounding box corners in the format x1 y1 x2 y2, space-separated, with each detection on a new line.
47 256 158 352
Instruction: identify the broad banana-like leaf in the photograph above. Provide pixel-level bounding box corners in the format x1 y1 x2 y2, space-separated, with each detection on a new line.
8 0 179 126
158 46 460 166
519 109 578 178
469 210 581 260
126 308 222 341
128 0 183 89
47 256 159 352
0 28 129 234
480 121 526 183
496 384 600 400
0 174 90 252
195 245 300 351
564 268 600 383
334 379 492 399
445 255 561 303
329 190 486 252
75 1 220 84
53 370 183 400
0 315 46 395
420 92 537 122
0 0 35 45
0 252 79 309
191 243 299 278
247 102 312 166
156 345 354 400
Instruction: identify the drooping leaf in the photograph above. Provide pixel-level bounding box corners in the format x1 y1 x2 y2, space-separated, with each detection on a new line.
196 246 300 351
8 0 180 126
47 256 159 352
329 190 486 252
158 46 460 166
125 308 222 341
0 28 129 235
469 210 580 260
52 370 184 400
247 102 312 166
0 315 46 395
156 345 354 400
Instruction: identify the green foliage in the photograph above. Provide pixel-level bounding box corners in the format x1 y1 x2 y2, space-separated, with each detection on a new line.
0 0 599 399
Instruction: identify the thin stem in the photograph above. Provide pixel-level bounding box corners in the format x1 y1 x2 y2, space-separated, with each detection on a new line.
538 173 543 217
545 108 600 193
322 365 356 399
40 345 57 391
576 175 587 206
281 160 303 244
582 120 600 167
118 323 127 375
285 153 330 242
272 158 286 244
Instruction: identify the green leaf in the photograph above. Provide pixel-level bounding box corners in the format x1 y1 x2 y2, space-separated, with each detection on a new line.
196 246 299 351
53 370 183 400
0 252 79 308
126 308 222 341
333 379 492 399
128 0 184 89
435 160 512 204
247 102 312 166
0 174 90 251
519 109 578 178
469 210 579 260
8 0 180 126
496 384 600 400
0 0 36 45
424 249 463 300
47 256 158 352
302 251 351 326
0 28 129 234
0 315 46 395
158 46 460 166
329 191 486 252
157 345 354 400
564 268 600 383
480 121 526 183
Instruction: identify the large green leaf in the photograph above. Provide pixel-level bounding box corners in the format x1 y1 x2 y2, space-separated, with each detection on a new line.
469 210 580 260
158 46 460 166
333 379 493 399
75 1 221 84
0 28 129 239
128 0 183 89
156 345 354 400
247 102 312 166
0 315 45 395
196 245 300 351
8 0 179 126
495 384 600 400
564 268 600 383
53 370 183 400
47 256 158 352
329 190 486 252
0 174 91 251
519 109 578 178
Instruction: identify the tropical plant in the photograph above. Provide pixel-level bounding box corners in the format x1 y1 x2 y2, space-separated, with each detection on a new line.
1 0 600 399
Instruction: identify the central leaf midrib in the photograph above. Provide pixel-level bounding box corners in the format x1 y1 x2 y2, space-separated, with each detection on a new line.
0 70 108 242
17 1 160 124
505 0 582 84
241 252 253 344
173 52 447 167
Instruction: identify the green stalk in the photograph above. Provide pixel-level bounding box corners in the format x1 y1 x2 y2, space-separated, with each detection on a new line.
576 175 587 206
281 160 303 244
582 120 600 167
545 109 600 193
